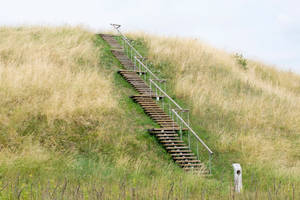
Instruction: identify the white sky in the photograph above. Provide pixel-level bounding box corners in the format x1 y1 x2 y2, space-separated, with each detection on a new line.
1 0 299 73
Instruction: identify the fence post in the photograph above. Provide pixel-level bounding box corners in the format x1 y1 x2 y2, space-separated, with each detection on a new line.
232 163 242 193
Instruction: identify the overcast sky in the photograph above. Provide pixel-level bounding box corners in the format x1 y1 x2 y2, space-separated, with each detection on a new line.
1 0 299 73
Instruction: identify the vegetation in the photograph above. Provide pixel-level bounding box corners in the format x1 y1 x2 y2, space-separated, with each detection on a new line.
127 32 300 197
0 26 298 199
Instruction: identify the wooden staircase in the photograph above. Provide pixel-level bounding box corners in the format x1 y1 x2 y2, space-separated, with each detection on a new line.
98 34 135 70
99 33 208 173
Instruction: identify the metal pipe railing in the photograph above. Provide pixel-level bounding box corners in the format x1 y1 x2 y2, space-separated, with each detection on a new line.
135 56 160 80
172 109 213 173
111 24 143 59
149 79 183 111
172 109 213 154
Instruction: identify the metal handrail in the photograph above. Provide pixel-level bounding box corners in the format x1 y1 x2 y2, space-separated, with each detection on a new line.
149 79 183 111
111 24 143 59
135 56 160 80
172 109 213 155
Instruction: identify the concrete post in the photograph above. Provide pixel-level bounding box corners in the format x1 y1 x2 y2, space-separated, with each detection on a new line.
232 163 242 193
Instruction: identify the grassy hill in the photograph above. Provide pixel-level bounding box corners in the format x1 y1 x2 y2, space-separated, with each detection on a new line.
127 32 300 194
0 26 299 199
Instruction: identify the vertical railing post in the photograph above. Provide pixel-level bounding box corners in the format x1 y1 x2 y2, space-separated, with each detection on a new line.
209 153 212 174
150 79 152 97
171 111 174 131
134 56 136 71
188 131 191 149
168 101 171 116
155 83 158 100
162 93 165 111
180 127 183 140
139 60 141 75
197 142 199 160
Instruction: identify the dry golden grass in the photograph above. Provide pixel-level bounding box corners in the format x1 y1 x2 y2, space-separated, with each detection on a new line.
0 26 118 161
129 33 300 178
0 26 117 121
0 26 298 198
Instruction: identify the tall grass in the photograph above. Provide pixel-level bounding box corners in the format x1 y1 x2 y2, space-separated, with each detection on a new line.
0 26 116 120
127 33 300 192
1 26 299 199
0 27 218 199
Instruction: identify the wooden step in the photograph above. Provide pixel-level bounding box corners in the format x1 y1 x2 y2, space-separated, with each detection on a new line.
137 102 158 104
149 130 176 134
149 115 170 118
160 140 183 143
137 101 162 104
148 113 170 116
149 131 177 134
176 160 201 164
158 137 180 141
158 122 178 125
152 118 173 122
168 149 192 153
171 153 195 157
165 146 189 150
145 110 166 113
144 108 164 111
153 119 174 122
118 70 147 74
150 128 183 131
150 114 170 117
156 134 179 137
163 143 186 147
180 163 204 167
173 156 197 160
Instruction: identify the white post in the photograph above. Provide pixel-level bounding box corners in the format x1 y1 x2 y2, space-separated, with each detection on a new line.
232 163 242 193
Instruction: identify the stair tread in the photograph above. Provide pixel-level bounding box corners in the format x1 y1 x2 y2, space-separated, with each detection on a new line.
156 134 179 137
181 163 204 166
163 144 186 147
166 146 189 149
168 150 192 153
173 156 197 160
171 152 195 155
176 160 201 163
160 140 184 143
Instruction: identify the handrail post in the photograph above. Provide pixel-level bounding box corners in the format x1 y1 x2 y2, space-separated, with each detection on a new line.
180 125 182 140
197 143 199 160
209 153 212 174
150 79 152 96
188 131 191 148
139 60 141 75
134 56 136 71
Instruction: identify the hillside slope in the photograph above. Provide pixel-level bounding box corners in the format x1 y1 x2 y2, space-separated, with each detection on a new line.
0 27 221 199
0 26 299 199
128 32 300 184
